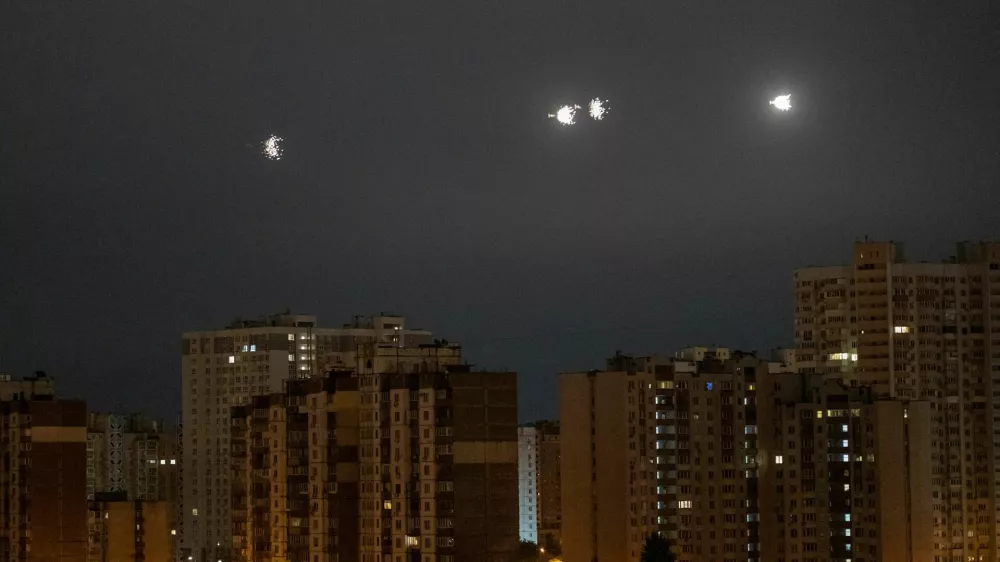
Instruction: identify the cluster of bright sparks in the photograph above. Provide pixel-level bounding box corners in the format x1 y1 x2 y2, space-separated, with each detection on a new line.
548 98 610 126
588 98 608 121
770 94 792 111
549 104 580 126
262 134 283 160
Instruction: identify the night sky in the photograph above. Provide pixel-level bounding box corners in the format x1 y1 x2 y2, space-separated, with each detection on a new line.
3 1 998 421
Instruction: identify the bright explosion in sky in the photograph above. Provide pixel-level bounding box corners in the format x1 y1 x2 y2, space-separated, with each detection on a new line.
588 98 609 120
769 94 792 111
262 135 283 160
549 105 580 126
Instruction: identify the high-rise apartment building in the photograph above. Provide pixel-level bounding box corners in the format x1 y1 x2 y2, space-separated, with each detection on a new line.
231 370 361 562
535 421 561 553
517 421 561 550
230 345 518 562
86 413 180 499
181 312 434 560
517 425 539 544
561 349 792 562
0 392 88 562
560 355 657 562
88 492 173 562
86 413 180 561
756 375 935 562
794 240 1000 561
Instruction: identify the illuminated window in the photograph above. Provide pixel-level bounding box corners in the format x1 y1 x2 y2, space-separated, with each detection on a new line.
171 459 176 465
774 455 783 464
192 509 199 516
816 410 823 419
171 529 177 535
161 459 167 465
841 424 848 432
678 500 692 509
706 382 713 391
405 536 419 548
241 345 248 352
843 484 850 491
829 352 849 361
228 356 235 364
842 440 848 447
850 353 858 361
288 354 295 362
250 344 256 352
384 501 392 510
894 326 910 334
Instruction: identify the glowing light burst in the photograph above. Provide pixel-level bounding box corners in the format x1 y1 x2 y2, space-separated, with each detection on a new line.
262 135 283 160
548 104 580 126
769 94 792 111
588 98 609 121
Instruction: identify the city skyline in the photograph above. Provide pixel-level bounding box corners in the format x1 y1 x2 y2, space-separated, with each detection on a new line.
4 1 998 423
3 239 995 422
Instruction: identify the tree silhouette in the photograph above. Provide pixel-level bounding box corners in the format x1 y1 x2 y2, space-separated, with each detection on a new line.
516 539 539 562
640 533 676 562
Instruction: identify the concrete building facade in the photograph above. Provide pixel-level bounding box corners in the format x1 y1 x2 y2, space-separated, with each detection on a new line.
518 421 561 550
561 347 941 562
88 493 173 562
756 377 935 562
86 413 180 561
517 426 539 544
535 421 562 553
0 394 88 562
180 312 433 560
230 344 519 562
560 358 658 562
794 240 1000 561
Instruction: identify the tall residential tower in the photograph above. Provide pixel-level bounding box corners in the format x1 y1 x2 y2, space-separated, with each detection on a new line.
230 345 519 562
794 240 1000 561
180 312 434 561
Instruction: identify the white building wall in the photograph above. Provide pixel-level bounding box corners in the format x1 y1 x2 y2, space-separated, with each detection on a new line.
518 426 539 543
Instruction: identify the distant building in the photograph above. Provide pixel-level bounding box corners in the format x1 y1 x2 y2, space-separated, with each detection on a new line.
230 348 519 562
517 425 539 543
88 493 172 562
0 393 88 562
86 413 179 561
0 371 55 401
795 240 1000 560
180 312 435 560
536 421 562 552
518 421 561 549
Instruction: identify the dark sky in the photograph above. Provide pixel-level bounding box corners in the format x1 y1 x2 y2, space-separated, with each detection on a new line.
3 1 998 421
